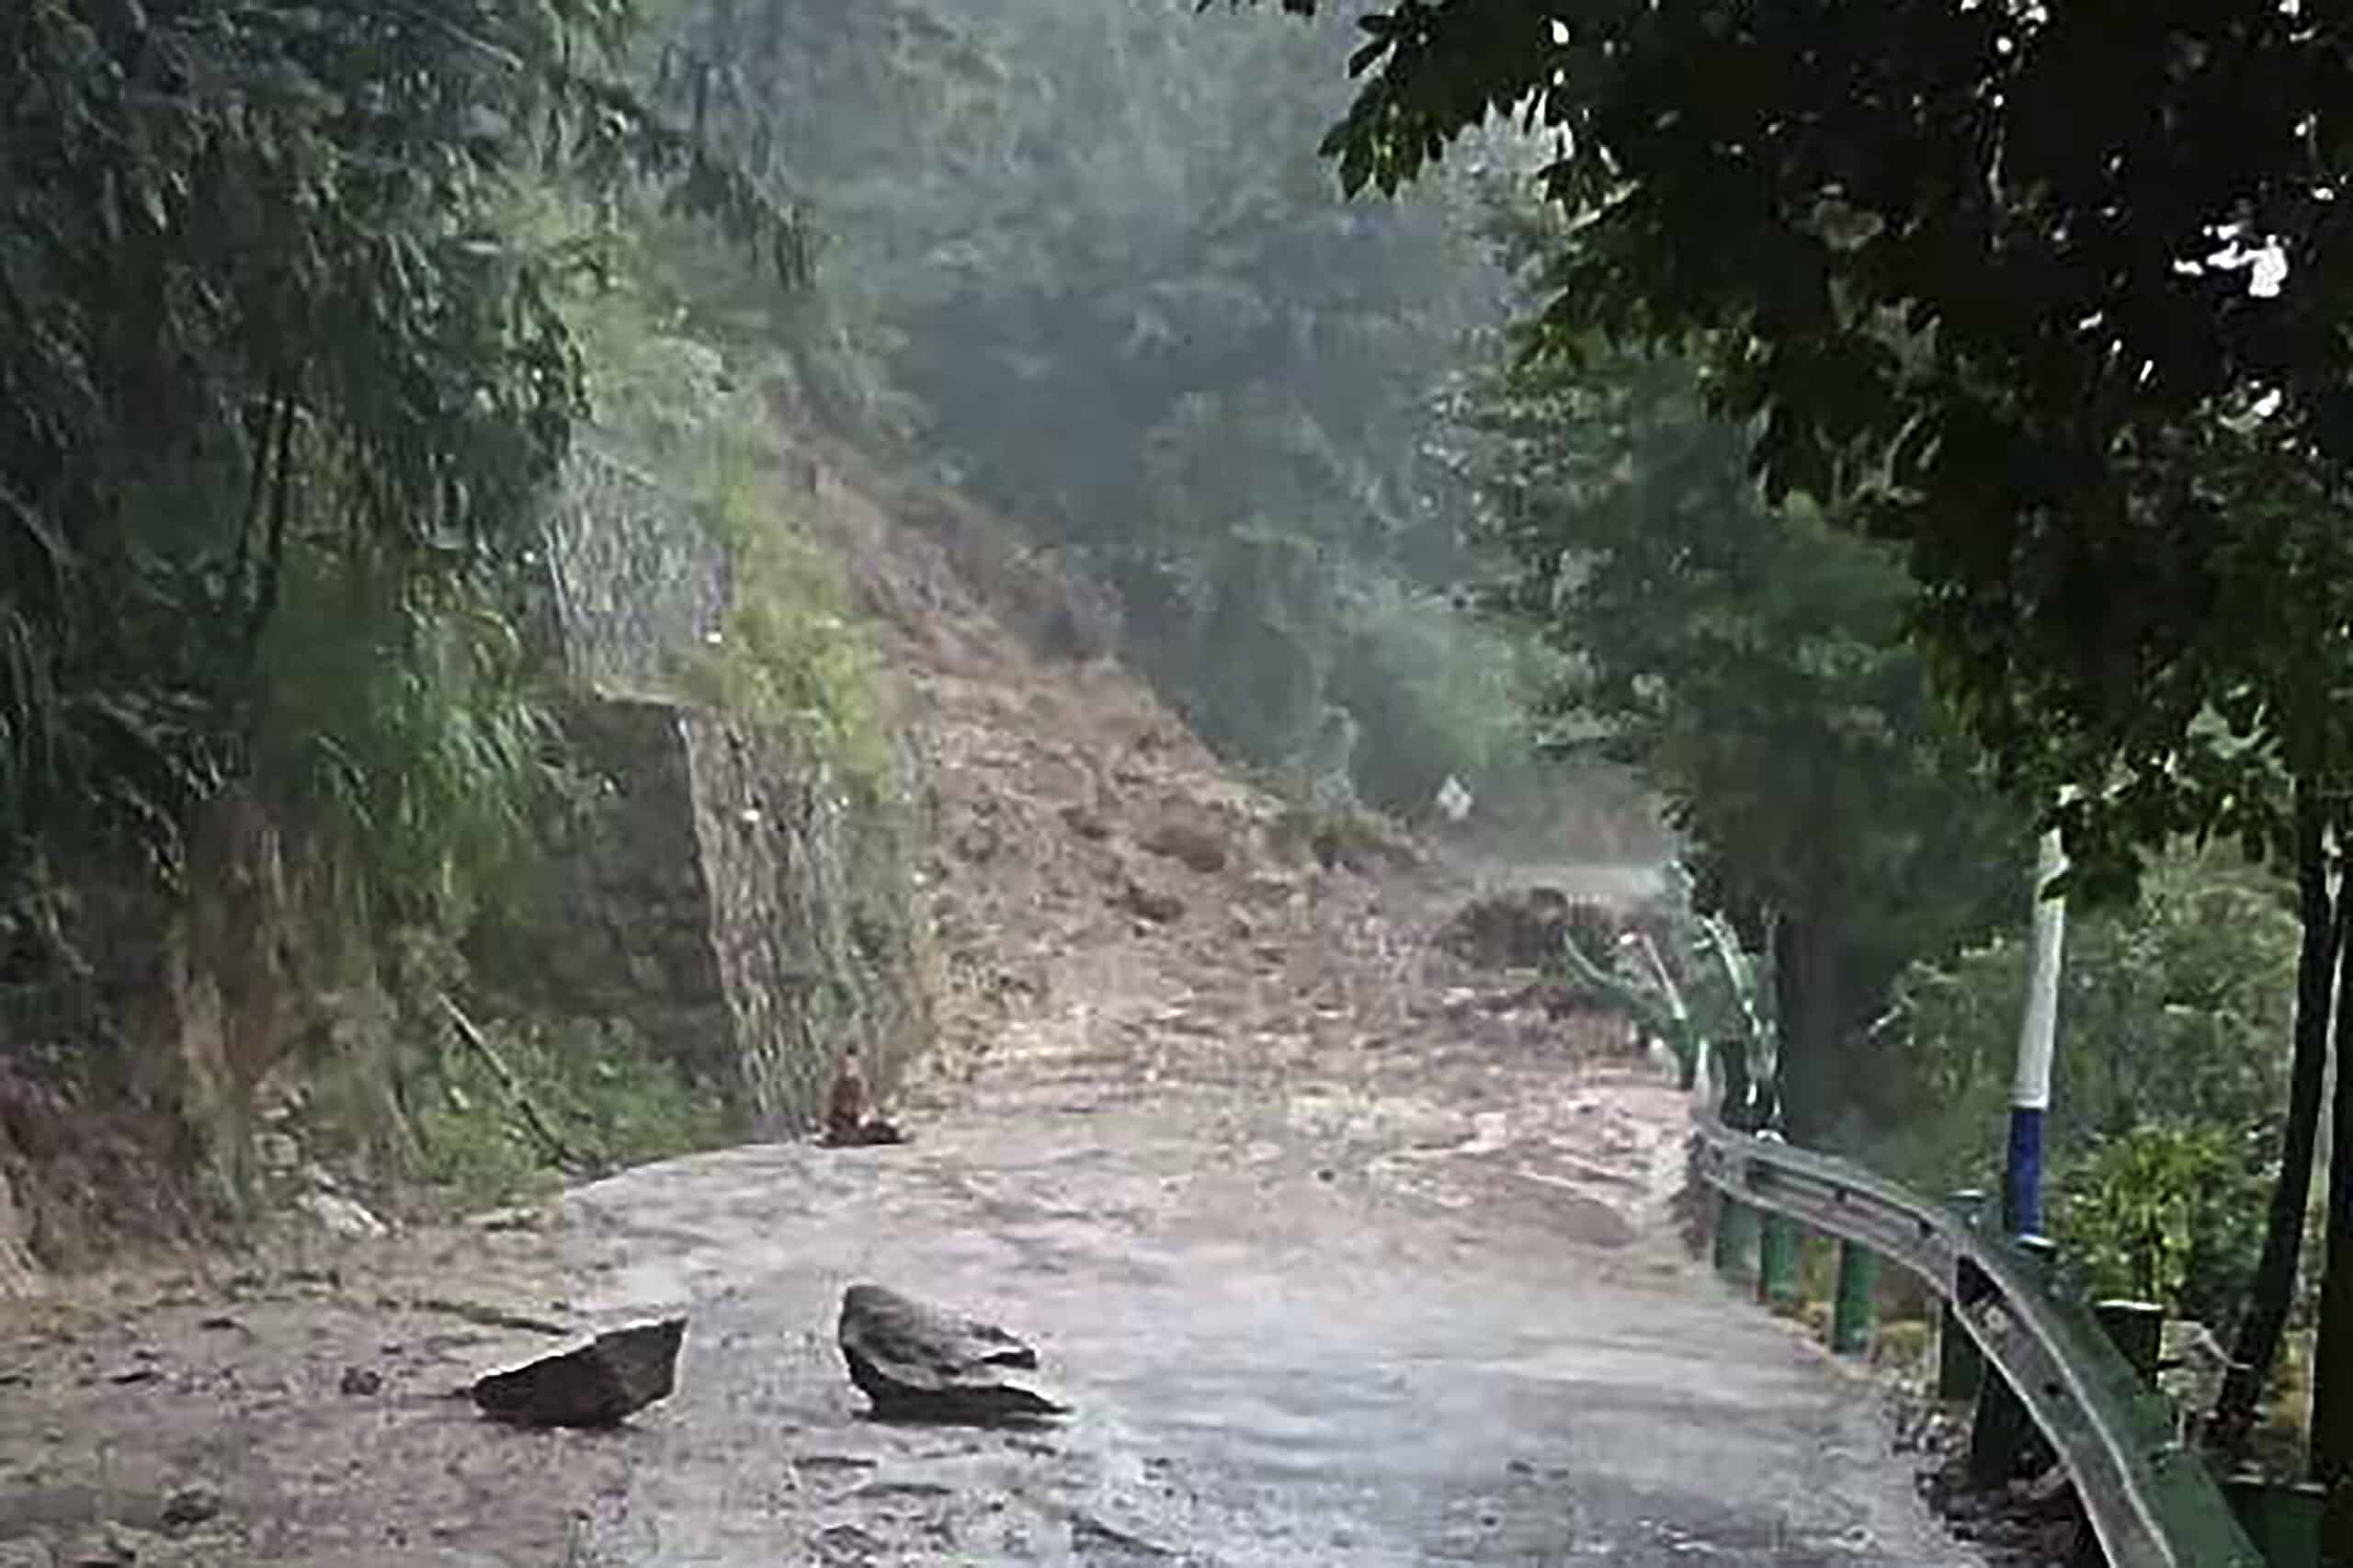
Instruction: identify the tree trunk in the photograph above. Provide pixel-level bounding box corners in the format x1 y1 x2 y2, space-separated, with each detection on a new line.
2313 848 2353 1486
1772 908 1842 1148
2213 787 2338 1460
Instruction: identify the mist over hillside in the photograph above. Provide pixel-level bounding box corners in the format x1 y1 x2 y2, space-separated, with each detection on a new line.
631 0 1648 851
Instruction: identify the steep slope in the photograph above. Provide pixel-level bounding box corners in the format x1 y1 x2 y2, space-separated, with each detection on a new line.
772 418 1677 1226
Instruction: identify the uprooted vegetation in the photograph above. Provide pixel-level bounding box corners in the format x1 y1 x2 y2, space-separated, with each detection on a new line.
1436 887 1628 972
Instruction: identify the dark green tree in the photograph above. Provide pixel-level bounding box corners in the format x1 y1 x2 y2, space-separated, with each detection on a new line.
1455 326 2028 1146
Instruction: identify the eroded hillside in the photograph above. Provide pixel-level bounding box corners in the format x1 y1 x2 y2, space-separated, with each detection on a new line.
765 419 1676 1219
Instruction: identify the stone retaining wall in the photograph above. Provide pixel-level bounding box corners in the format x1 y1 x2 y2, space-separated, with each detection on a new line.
483 447 924 1134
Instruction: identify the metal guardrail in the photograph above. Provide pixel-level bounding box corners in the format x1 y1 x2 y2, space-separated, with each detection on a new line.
1689 1110 2267 1568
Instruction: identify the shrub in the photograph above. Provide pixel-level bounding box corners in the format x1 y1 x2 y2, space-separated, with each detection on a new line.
414 1016 731 1208
2053 1122 2271 1326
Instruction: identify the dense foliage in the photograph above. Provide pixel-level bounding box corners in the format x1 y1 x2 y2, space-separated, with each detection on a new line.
1885 850 2301 1326
1452 300 2028 1144
0 0 790 979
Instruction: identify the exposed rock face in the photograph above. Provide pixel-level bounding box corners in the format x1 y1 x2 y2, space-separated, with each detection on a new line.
1438 887 1624 971
472 1317 687 1428
0 1159 38 1301
837 1284 1066 1425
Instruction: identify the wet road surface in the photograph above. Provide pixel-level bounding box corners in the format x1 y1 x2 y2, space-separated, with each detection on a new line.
0 1011 1983 1568
557 1076 1979 1567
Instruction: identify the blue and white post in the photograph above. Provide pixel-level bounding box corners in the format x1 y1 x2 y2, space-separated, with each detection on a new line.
2003 824 2070 1236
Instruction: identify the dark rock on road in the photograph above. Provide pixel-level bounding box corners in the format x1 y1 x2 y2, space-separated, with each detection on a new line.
472 1316 686 1427
158 1483 222 1531
837 1282 1068 1425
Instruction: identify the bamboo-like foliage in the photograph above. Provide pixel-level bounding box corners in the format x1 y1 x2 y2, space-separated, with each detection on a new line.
0 0 795 963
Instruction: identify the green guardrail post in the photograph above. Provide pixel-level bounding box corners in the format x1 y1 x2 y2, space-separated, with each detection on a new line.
2222 1478 2327 1568
1938 1188 1988 1402
2071 1300 2167 1568
1714 1191 1760 1285
1968 1233 2058 1489
1830 1238 1878 1357
1757 1210 1802 1313
2091 1298 2165 1383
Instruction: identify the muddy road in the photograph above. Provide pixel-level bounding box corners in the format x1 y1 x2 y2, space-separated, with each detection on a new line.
1 363 1984 1567
0 973 1978 1567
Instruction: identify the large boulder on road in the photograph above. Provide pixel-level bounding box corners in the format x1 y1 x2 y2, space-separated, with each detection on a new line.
472 1317 686 1427
837 1283 1067 1425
